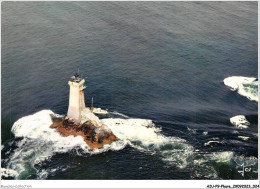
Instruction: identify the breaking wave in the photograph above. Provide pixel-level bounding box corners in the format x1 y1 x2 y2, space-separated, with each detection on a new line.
1 110 258 179
223 76 258 102
102 118 194 169
230 115 250 129
2 110 124 179
4 110 88 179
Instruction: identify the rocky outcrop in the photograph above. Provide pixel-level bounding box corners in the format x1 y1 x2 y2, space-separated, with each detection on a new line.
49 115 118 149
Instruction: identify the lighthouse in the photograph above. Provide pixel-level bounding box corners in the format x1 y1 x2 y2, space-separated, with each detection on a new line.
50 73 118 149
67 73 86 123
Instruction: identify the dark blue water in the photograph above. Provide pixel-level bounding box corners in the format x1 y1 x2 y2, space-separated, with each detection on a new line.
1 2 258 180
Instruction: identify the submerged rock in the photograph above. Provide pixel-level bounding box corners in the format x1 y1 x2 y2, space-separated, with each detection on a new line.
49 114 118 149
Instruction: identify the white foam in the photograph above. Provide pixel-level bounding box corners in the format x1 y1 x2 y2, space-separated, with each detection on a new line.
36 165 69 179
7 110 91 179
238 81 258 102
11 110 88 151
103 118 176 147
191 151 258 179
1 145 4 150
223 76 256 90
203 131 208 135
209 151 234 163
89 140 127 155
204 141 221 146
1 168 19 179
230 115 250 129
233 155 258 169
187 127 197 134
238 136 250 141
223 76 258 102
102 118 194 168
188 151 239 179
38 169 49 179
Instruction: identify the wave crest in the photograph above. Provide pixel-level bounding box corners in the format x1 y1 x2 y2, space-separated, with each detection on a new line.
230 115 250 129
223 76 258 102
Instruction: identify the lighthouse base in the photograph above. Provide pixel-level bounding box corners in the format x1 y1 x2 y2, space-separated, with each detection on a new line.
49 115 118 149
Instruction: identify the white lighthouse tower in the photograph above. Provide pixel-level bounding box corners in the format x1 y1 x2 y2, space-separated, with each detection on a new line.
67 73 86 123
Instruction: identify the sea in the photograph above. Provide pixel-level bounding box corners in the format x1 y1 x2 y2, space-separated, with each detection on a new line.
1 1 258 180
